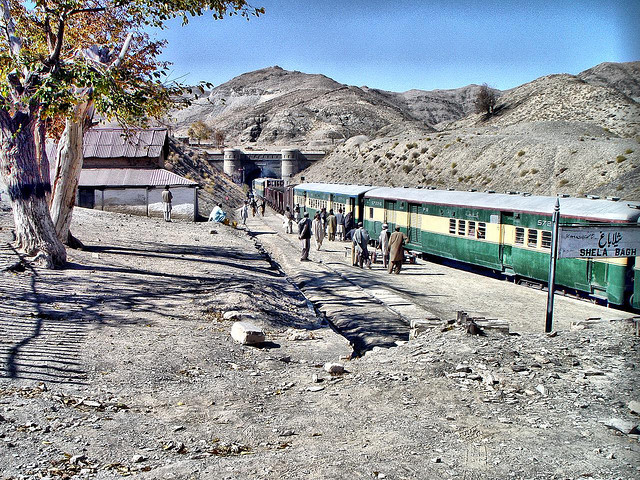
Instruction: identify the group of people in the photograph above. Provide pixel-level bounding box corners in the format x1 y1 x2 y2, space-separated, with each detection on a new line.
294 206 409 274
351 222 408 274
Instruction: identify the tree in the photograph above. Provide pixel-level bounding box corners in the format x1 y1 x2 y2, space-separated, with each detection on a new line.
214 130 225 148
474 83 497 115
188 120 213 144
0 1 263 267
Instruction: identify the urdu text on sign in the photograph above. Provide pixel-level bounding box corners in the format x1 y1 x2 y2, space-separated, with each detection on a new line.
557 225 640 258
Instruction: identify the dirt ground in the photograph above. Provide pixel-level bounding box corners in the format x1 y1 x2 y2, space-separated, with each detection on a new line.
1 200 639 480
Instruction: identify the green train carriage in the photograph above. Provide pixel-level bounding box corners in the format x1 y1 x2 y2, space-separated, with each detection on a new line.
363 187 640 307
293 183 372 225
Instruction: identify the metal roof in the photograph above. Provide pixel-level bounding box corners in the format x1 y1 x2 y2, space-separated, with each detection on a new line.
83 128 168 159
364 187 640 223
79 168 198 188
295 182 376 196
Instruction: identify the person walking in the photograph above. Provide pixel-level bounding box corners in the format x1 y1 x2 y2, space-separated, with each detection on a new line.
161 185 173 222
298 212 312 261
259 199 266 216
294 204 301 222
388 226 408 274
250 198 257 217
335 208 345 241
327 209 337 241
352 222 371 268
320 207 327 234
378 223 391 269
312 213 325 250
240 201 249 226
284 206 294 233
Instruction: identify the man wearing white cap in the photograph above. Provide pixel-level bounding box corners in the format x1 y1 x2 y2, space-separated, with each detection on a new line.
378 223 391 269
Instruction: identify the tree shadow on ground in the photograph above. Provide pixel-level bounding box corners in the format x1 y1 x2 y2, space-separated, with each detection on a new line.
1 235 318 384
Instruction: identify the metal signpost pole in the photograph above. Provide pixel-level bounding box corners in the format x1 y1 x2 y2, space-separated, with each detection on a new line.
545 199 560 333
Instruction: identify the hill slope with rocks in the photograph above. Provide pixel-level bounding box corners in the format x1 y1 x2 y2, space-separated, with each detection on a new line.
295 62 640 200
170 66 488 146
170 61 639 200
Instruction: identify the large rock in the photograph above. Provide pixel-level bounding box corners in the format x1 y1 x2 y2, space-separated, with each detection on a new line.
230 322 265 345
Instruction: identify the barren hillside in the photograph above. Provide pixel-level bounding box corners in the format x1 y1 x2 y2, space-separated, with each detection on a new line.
296 62 640 200
170 61 639 200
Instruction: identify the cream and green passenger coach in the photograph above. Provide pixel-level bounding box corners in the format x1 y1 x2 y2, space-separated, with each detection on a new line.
362 187 640 308
293 183 372 223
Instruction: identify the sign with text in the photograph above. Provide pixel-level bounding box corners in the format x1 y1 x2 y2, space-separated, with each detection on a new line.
558 225 640 258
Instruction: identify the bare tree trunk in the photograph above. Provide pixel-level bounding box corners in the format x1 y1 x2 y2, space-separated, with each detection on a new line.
0 109 67 268
50 101 93 247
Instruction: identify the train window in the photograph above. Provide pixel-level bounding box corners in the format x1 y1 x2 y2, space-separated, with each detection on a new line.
369 207 374 219
468 221 476 237
477 223 486 239
541 231 552 249
528 229 538 248
458 220 466 235
515 227 525 245
449 219 456 234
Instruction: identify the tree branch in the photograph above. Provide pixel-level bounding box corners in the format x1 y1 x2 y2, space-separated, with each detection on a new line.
111 32 133 69
46 15 66 67
69 7 106 16
0 0 23 58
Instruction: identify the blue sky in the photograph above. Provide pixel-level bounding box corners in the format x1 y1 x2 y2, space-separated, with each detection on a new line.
155 0 640 92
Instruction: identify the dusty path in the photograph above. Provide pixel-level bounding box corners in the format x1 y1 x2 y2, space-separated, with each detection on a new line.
246 208 625 336
1 201 639 480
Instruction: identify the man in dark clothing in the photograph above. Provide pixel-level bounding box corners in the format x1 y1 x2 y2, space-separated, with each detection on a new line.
298 212 312 261
388 226 408 274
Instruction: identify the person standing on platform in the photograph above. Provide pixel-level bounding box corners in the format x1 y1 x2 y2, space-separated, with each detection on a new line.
327 209 337 241
388 226 408 274
298 212 312 261
312 213 325 250
240 202 249 226
352 222 371 268
335 208 345 241
284 206 294 233
378 223 391 269
162 185 173 222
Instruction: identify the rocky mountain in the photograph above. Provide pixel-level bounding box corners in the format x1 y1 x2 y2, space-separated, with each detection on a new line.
294 62 640 200
169 66 487 146
171 61 640 199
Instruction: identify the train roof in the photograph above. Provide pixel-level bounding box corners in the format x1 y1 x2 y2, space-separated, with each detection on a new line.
294 183 375 196
364 187 640 222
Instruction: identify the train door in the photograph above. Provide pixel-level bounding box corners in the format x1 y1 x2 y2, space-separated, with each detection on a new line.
588 259 608 297
349 198 356 222
408 203 421 246
384 200 396 231
500 212 514 272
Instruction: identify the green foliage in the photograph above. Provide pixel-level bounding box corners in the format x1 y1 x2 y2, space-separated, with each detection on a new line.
1 1 262 129
616 155 626 163
450 162 457 169
490 162 497 169
188 120 213 143
624 149 633 154
558 179 569 186
406 142 417 149
517 150 525 156
530 168 539 174
402 164 413 173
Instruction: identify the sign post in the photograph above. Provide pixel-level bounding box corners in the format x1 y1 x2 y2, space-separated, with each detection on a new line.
545 210 640 333
545 199 560 333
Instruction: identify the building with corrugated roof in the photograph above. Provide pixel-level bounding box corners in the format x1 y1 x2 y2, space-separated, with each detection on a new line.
73 127 199 220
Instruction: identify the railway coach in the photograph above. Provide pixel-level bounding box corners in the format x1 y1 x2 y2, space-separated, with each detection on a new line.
292 183 372 225
361 187 640 308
